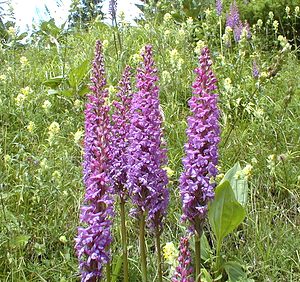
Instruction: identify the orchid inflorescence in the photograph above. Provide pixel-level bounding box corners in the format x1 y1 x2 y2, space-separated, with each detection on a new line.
76 41 220 282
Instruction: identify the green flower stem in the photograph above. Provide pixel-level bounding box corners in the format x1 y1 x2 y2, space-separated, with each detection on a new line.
139 214 147 282
195 234 201 282
155 229 163 282
106 261 111 282
120 198 129 282
219 18 223 55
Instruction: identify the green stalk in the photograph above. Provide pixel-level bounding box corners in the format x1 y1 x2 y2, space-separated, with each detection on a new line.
139 214 147 282
155 229 163 282
215 241 222 275
106 262 111 282
195 234 201 282
120 198 129 282
219 18 223 55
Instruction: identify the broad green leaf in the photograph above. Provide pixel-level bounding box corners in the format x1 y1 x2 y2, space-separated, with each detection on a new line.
17 32 28 40
201 233 212 261
43 76 64 88
69 60 90 89
78 84 90 96
11 235 30 248
60 88 74 97
223 261 247 282
221 162 248 206
208 181 246 244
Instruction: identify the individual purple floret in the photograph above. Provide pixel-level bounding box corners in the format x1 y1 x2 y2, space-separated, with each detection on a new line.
252 60 260 79
127 45 169 233
171 237 194 282
216 0 223 16
75 40 113 282
179 47 220 235
110 66 132 199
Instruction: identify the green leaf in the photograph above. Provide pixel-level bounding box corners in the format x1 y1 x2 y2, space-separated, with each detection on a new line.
11 235 30 248
77 84 90 96
111 253 123 282
69 60 90 89
60 88 74 97
201 268 213 282
201 233 212 261
17 32 28 40
221 162 248 206
43 76 64 88
208 181 246 244
47 89 59 95
223 261 247 282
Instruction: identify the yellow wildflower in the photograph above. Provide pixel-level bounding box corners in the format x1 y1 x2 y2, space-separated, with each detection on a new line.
74 99 82 109
163 242 178 265
242 164 253 179
52 170 61 180
59 235 68 244
27 121 35 133
194 40 205 55
164 13 172 22
74 130 84 144
256 19 263 28
4 154 11 163
186 17 193 27
269 11 274 20
273 20 279 32
42 100 52 112
20 86 32 96
49 121 60 134
20 56 28 67
8 26 16 37
15 93 26 107
164 166 174 178
162 70 171 83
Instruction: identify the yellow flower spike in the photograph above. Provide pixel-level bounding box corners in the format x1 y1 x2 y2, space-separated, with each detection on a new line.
269 11 274 20
273 20 279 32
